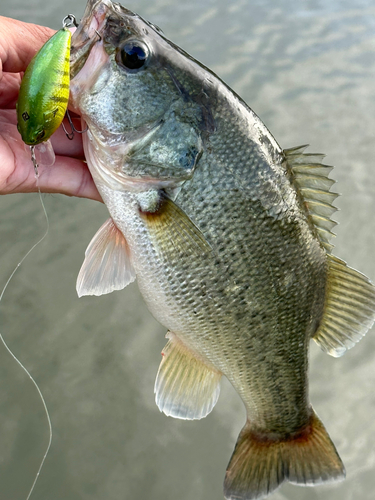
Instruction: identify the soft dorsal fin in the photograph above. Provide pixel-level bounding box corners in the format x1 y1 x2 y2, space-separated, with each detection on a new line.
76 218 136 297
155 332 222 420
313 254 375 357
284 145 338 253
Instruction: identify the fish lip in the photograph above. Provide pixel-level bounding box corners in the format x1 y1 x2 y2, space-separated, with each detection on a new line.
70 0 139 78
70 0 111 79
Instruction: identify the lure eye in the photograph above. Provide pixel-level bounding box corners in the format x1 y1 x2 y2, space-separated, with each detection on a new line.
117 41 148 71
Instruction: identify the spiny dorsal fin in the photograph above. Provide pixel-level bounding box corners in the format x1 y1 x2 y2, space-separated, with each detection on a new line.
284 145 338 253
313 255 375 357
155 332 222 420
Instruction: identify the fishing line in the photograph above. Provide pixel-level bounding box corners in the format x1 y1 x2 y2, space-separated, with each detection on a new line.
0 155 52 500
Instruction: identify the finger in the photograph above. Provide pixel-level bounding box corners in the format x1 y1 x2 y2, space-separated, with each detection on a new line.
3 149 102 202
36 156 102 202
0 72 22 108
0 16 55 74
1 109 85 160
0 118 101 202
50 115 85 159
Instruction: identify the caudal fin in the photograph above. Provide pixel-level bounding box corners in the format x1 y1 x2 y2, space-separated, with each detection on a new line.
224 410 345 500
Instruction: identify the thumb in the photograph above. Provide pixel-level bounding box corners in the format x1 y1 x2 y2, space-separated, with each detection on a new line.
0 16 55 74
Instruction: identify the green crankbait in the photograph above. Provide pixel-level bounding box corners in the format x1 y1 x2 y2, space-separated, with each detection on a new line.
16 15 77 146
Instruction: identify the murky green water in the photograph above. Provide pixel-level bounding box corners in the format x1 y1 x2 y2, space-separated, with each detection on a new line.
1 0 375 499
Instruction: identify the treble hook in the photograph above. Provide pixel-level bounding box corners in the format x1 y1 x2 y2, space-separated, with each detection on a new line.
62 110 88 140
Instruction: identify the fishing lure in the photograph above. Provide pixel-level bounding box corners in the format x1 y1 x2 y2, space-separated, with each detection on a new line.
16 15 77 146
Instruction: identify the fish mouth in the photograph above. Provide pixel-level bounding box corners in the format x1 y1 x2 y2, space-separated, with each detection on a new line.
70 0 110 78
70 0 136 78
69 0 135 114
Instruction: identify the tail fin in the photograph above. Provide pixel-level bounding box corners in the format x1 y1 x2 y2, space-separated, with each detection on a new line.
224 410 345 500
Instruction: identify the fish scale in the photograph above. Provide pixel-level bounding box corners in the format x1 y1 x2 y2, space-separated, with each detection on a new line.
70 1 375 499
122 154 321 430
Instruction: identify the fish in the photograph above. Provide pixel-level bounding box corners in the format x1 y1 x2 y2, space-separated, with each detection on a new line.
16 23 71 145
68 1 375 499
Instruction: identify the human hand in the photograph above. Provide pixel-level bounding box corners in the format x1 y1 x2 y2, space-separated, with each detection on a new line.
0 16 101 202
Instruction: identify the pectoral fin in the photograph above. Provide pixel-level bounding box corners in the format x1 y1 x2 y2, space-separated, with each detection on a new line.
155 332 222 420
139 192 211 261
76 218 136 297
313 254 375 356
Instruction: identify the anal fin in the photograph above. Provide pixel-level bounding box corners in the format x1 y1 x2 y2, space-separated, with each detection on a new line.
224 410 344 500
76 218 136 297
155 332 221 420
313 254 375 357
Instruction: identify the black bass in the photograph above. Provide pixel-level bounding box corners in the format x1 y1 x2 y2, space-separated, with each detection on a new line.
69 1 375 498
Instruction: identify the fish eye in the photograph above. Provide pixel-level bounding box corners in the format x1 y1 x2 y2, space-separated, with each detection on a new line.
117 41 149 71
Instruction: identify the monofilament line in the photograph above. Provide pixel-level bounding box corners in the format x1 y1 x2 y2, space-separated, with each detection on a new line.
0 164 52 500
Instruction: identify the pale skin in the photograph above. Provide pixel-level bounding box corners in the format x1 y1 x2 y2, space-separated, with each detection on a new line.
0 16 101 202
